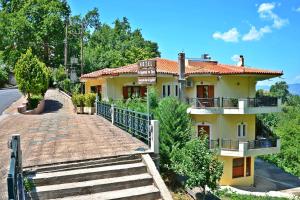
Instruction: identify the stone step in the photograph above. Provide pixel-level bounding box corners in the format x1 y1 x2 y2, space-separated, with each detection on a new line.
25 154 140 173
32 162 147 186
31 173 154 199
50 185 161 200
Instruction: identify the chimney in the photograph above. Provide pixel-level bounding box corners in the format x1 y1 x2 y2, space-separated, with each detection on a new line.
239 55 244 67
178 52 186 102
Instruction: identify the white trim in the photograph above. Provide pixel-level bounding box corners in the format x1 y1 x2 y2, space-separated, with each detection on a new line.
195 122 212 139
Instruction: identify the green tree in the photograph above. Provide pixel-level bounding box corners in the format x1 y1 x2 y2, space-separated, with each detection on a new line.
0 67 8 87
84 17 160 73
270 81 290 102
155 97 193 171
0 0 70 69
14 49 49 98
171 138 223 195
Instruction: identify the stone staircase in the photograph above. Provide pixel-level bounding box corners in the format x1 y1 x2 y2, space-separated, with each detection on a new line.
25 154 172 200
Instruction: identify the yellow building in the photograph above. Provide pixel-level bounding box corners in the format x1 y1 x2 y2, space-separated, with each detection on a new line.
80 54 283 187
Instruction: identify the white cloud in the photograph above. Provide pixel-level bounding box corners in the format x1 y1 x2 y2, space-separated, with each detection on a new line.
258 2 289 29
231 54 240 62
242 25 271 41
296 7 300 12
212 28 240 42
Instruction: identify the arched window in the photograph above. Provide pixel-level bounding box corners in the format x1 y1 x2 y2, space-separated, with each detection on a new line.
237 122 246 138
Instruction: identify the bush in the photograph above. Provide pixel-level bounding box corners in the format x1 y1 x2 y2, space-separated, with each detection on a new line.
154 97 193 171
14 49 49 98
171 138 223 193
28 95 43 110
0 67 8 88
71 93 85 107
84 93 96 107
53 65 67 87
62 78 71 92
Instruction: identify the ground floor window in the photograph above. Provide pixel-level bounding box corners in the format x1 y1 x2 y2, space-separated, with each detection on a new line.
246 157 251 176
123 86 146 99
232 158 244 178
91 85 102 99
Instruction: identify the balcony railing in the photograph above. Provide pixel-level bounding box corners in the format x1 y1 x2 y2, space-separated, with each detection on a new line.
247 97 278 107
208 138 278 151
186 98 220 108
248 138 277 149
186 97 280 109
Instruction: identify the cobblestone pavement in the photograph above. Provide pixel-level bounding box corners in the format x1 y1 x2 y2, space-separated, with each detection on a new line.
0 89 147 199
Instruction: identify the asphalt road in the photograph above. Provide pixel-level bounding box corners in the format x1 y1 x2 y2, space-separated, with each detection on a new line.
0 89 21 114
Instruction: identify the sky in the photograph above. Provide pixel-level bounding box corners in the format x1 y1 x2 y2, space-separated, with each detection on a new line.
68 0 300 86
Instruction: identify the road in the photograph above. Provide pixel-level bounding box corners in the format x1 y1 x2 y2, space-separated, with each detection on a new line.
0 89 21 114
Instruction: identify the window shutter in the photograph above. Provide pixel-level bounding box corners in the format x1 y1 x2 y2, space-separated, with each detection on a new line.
208 85 214 98
123 86 128 99
197 86 204 98
140 86 147 97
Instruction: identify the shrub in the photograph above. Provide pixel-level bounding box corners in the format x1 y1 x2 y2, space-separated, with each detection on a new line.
71 93 85 107
84 93 96 107
53 65 67 87
154 97 193 171
62 78 71 92
171 138 223 194
28 95 43 110
0 67 8 88
14 49 49 98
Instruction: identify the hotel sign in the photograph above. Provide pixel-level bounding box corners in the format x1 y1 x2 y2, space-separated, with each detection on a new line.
137 60 157 85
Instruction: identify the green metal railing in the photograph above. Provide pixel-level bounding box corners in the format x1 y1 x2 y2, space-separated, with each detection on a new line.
97 101 112 121
96 101 152 146
7 135 25 200
114 107 152 145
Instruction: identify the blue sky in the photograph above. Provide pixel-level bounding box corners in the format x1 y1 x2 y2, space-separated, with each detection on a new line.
68 0 300 86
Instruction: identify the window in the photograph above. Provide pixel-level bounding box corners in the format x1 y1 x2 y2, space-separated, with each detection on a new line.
246 157 251 176
162 84 172 97
237 123 246 137
232 158 244 178
175 85 179 97
123 86 146 99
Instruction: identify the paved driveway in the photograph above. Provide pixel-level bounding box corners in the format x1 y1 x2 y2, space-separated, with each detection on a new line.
235 158 300 196
0 88 21 114
0 89 147 199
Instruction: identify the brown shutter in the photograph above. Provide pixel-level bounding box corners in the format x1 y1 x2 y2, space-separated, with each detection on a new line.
197 86 204 98
123 86 128 99
140 86 147 97
208 85 214 98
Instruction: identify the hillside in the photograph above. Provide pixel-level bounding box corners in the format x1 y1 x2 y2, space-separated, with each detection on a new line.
257 83 300 95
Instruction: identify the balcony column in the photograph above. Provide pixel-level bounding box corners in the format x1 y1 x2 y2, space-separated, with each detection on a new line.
278 98 282 106
238 142 248 157
238 99 246 114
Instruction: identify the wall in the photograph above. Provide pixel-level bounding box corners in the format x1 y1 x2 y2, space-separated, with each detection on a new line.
191 114 256 141
186 75 256 99
219 156 255 186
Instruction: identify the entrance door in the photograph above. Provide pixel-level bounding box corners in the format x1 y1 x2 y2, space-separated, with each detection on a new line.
196 85 214 107
198 125 210 139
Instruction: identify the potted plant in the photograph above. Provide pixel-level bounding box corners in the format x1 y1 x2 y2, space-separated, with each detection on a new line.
230 98 238 107
72 93 85 114
84 93 96 114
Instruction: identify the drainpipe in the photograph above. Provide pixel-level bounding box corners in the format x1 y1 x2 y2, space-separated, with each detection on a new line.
178 52 186 102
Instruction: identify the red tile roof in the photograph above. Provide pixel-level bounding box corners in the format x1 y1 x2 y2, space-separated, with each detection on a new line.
80 58 283 79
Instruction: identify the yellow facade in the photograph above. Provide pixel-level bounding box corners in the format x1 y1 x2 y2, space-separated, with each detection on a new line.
82 73 277 187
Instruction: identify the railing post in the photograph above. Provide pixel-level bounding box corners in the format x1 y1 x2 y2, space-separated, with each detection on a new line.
95 95 99 114
150 120 160 169
111 104 115 124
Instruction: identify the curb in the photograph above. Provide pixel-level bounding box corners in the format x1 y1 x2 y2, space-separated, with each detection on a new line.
58 89 72 99
0 86 18 90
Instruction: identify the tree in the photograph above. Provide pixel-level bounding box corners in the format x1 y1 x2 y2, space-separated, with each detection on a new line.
0 67 8 87
270 81 290 102
171 138 223 195
14 49 49 98
154 97 193 171
0 0 70 69
84 17 160 73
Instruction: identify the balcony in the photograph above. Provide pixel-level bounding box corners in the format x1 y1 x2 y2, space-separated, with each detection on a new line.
186 97 281 115
209 138 280 157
